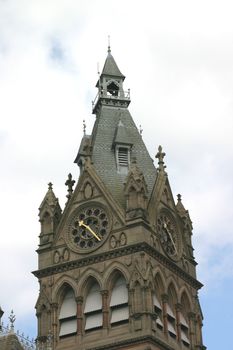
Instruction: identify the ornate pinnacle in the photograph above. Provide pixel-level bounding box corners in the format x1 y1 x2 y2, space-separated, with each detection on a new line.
83 119 86 135
177 193 182 202
108 35 111 54
65 173 75 201
48 182 53 190
9 310 16 331
139 124 143 135
155 145 166 171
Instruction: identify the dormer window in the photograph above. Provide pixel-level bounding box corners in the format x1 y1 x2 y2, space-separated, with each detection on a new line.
116 145 130 174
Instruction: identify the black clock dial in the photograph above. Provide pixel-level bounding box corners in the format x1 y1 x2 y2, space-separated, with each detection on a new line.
157 213 179 258
68 205 109 251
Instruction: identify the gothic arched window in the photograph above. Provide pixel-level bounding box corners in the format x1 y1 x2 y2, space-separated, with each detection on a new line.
107 81 119 96
110 275 129 326
59 288 77 337
84 281 102 331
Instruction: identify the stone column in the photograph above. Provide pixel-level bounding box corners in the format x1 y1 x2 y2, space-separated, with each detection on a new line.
76 296 83 335
188 311 196 347
51 303 58 345
161 294 168 336
175 303 182 343
101 290 109 329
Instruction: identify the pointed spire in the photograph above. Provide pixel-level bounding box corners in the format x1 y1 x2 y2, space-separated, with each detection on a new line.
39 182 61 218
39 182 58 209
156 145 166 172
101 47 125 78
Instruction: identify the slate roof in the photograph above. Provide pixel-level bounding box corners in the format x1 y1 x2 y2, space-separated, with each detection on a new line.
91 106 157 208
101 51 125 79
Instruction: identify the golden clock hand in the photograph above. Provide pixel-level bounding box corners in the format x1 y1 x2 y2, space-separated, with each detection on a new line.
78 220 101 241
163 224 178 255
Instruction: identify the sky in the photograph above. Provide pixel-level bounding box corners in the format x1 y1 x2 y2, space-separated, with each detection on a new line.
0 0 233 348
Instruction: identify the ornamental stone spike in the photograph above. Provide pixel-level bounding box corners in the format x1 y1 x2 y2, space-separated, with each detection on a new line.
155 145 166 171
9 310 16 331
65 173 75 201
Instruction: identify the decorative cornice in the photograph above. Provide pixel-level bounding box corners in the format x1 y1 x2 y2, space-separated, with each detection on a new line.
32 243 203 289
85 334 174 350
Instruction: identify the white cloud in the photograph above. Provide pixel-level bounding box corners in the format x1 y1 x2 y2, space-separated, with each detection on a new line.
0 1 232 346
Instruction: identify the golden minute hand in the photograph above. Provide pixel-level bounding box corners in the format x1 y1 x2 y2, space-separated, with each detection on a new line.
164 224 178 255
78 220 101 241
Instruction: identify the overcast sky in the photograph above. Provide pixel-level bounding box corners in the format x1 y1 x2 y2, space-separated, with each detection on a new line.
0 0 233 348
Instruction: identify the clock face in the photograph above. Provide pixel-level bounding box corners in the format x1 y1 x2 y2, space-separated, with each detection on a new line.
157 213 179 259
67 205 110 252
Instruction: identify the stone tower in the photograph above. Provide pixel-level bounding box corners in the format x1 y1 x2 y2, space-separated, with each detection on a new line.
33 47 206 350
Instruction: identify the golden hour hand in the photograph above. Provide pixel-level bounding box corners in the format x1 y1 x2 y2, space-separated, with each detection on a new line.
78 220 101 241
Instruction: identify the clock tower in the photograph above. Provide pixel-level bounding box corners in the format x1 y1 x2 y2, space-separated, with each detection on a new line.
33 47 206 350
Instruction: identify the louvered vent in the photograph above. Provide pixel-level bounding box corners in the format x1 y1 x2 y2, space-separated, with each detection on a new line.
118 148 128 166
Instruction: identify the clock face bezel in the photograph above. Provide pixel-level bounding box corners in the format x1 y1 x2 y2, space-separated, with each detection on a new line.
67 202 111 253
157 211 181 260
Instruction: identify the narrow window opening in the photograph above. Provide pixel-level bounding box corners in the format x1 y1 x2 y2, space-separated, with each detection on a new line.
59 288 77 337
84 282 102 332
180 312 190 346
167 304 177 339
153 294 163 330
110 276 129 326
107 81 119 96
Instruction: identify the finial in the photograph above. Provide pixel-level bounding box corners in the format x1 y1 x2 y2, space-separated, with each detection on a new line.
65 173 75 201
9 310 16 331
83 119 86 135
108 35 111 54
177 194 182 202
97 62 100 75
139 124 143 135
48 182 53 190
155 145 166 172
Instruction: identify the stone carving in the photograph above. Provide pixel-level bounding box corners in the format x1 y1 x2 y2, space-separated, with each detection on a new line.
84 182 93 199
53 248 70 264
109 232 127 249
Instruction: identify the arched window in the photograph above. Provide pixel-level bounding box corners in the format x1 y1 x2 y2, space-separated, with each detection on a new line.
110 275 129 326
59 288 77 337
107 81 119 96
84 281 102 331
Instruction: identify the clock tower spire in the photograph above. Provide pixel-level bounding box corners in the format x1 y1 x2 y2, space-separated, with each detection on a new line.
33 47 206 350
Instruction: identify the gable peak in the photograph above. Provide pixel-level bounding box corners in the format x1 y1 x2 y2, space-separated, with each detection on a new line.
39 182 60 210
